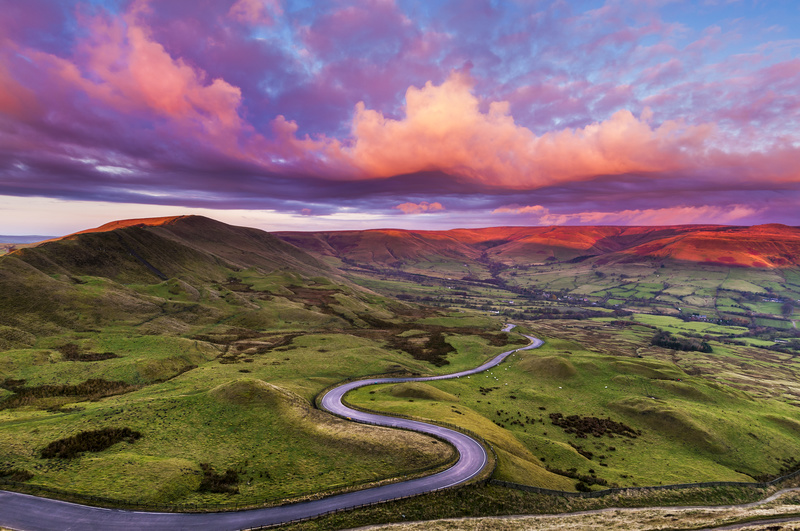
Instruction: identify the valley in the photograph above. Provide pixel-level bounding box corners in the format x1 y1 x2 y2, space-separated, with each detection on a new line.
2 216 800 530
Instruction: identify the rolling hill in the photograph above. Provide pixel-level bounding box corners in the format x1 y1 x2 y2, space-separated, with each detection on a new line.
277 224 800 270
0 215 400 337
0 215 480 511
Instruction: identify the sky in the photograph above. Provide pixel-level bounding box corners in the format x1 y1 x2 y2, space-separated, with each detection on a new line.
1 0 800 236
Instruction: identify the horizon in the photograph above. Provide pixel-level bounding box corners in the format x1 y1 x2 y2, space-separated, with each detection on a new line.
2 1 800 234
3 213 799 242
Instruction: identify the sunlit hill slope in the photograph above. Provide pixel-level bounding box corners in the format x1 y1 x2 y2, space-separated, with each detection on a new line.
277 224 800 270
0 215 397 337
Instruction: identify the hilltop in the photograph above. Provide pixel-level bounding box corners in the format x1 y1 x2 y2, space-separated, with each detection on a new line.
24 215 331 282
0 215 376 336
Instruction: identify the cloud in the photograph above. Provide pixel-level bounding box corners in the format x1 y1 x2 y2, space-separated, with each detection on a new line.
492 205 549 215
16 1 246 152
492 204 760 226
348 72 716 188
393 201 445 214
0 59 39 119
228 0 282 26
1 0 800 230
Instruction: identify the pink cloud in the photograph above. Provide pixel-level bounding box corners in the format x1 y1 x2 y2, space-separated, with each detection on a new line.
393 201 445 214
300 0 415 62
2 0 799 226
11 0 249 159
78 3 244 134
228 0 282 26
492 205 548 215
639 58 684 87
492 204 760 226
348 72 716 188
0 57 39 119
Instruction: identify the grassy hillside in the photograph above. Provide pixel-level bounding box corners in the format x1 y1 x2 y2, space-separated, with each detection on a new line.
281 223 800 496
349 319 800 492
1 216 511 507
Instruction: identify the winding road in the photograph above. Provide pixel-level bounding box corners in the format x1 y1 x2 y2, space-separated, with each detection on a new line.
0 326 542 531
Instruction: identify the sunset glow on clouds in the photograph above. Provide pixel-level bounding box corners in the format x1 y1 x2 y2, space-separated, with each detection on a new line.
1 0 800 234
492 204 760 226
394 201 445 214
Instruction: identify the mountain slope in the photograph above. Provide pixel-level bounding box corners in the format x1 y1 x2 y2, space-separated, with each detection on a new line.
23 215 333 283
0 216 395 336
277 224 800 270
618 224 800 267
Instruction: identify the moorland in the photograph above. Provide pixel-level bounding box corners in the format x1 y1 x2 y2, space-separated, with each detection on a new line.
2 216 800 529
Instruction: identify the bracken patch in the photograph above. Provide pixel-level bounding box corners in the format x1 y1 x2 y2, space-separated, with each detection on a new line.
0 379 137 409
549 412 640 439
198 463 239 494
0 467 33 482
40 427 142 459
57 343 120 362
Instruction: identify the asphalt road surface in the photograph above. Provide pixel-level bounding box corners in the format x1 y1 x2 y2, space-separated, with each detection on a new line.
0 326 541 531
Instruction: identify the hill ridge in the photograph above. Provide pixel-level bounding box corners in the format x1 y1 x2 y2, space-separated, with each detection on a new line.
276 223 800 269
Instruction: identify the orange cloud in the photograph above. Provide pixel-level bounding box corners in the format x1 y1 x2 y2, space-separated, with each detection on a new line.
492 204 759 225
348 72 715 187
394 201 445 214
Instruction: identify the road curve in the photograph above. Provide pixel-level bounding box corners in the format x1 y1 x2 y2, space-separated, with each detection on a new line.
0 326 541 531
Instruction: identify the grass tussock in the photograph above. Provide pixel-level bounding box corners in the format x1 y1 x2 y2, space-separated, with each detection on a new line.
518 355 578 379
388 382 460 402
0 467 33 482
208 378 297 407
0 326 36 349
610 398 724 453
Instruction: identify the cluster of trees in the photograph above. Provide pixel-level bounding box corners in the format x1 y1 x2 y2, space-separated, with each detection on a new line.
527 308 632 320
651 330 713 353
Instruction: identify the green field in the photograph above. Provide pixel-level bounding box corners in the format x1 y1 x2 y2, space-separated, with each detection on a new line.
348 320 800 492
0 329 463 505
0 253 526 508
